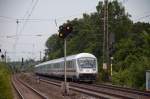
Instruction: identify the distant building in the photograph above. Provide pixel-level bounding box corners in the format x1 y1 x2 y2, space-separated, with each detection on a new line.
146 70 150 91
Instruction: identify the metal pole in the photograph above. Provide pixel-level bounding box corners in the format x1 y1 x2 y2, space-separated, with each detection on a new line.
4 51 6 63
106 0 109 67
64 39 67 94
40 51 41 62
103 0 106 64
110 59 112 76
103 0 106 70
110 57 113 76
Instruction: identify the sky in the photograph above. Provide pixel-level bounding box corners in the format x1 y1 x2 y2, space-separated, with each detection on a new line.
0 0 150 62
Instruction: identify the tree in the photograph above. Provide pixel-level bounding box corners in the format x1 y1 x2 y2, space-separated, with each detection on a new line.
112 30 150 89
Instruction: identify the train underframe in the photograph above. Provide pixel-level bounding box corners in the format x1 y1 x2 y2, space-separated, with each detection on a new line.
78 73 97 81
35 72 97 82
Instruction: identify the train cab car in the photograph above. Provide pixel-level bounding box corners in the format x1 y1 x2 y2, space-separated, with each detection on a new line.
76 54 97 81
34 53 98 82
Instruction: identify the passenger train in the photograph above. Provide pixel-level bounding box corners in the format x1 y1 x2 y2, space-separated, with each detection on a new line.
34 53 98 81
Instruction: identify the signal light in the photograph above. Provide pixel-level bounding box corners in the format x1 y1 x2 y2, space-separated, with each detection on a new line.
58 24 73 39
59 33 63 37
0 49 1 53
66 25 73 33
58 26 65 38
1 54 4 59
59 32 64 38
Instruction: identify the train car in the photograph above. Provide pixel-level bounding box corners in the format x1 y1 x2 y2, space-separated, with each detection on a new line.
34 53 98 81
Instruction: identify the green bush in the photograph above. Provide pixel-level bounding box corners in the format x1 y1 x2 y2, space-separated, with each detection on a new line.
0 62 13 99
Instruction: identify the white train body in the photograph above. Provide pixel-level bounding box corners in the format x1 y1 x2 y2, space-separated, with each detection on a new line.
34 53 98 81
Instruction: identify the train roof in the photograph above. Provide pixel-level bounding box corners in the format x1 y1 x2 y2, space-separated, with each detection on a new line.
35 53 96 68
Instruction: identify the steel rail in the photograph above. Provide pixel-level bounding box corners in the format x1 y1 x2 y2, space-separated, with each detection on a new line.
18 78 48 99
11 78 25 99
12 75 48 99
91 83 150 96
38 76 150 98
39 77 131 99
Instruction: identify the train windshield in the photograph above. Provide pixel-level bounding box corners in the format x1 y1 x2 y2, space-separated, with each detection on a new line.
78 57 96 68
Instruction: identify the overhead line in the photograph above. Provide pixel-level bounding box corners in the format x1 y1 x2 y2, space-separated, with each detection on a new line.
19 0 39 34
5 34 48 38
0 16 16 20
134 14 150 22
13 0 39 55
22 0 35 20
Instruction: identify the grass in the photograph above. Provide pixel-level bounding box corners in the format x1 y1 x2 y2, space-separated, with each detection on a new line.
0 62 13 99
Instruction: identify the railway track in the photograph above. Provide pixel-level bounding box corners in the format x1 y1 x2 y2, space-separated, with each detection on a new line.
37 76 150 99
91 83 150 97
12 75 48 99
71 82 150 99
37 76 130 99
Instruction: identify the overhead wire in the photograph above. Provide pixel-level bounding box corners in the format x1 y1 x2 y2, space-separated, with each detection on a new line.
12 0 39 61
21 0 35 20
0 16 16 23
134 14 150 22
0 16 16 20
13 0 39 57
18 0 39 34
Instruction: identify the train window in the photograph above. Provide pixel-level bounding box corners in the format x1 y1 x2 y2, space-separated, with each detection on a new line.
47 64 49 71
71 60 75 68
58 62 60 68
47 65 49 69
62 61 64 68
58 63 60 68
54 63 56 68
69 61 71 68
55 63 57 68
49 64 51 68
51 64 53 68
54 63 57 68
70 61 73 68
65 60 75 68
56 63 59 68
78 57 96 68
72 59 75 69
59 62 61 68
66 61 72 68
66 61 69 68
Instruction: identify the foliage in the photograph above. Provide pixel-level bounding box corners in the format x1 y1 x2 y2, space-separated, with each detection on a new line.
112 31 150 90
45 34 64 60
0 62 13 99
9 59 38 72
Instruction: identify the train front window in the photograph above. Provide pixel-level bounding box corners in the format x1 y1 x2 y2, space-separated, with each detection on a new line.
78 57 96 68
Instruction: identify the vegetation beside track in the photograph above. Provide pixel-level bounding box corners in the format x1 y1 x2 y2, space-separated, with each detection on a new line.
0 62 13 99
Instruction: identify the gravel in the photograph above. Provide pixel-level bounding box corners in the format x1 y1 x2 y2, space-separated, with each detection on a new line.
18 73 99 99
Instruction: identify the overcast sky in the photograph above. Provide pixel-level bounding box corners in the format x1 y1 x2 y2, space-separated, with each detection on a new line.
0 0 150 61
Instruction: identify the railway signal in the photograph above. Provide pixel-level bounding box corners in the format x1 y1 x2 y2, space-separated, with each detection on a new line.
58 24 73 95
58 25 64 38
1 54 4 59
58 24 73 39
21 57 24 66
0 51 7 63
